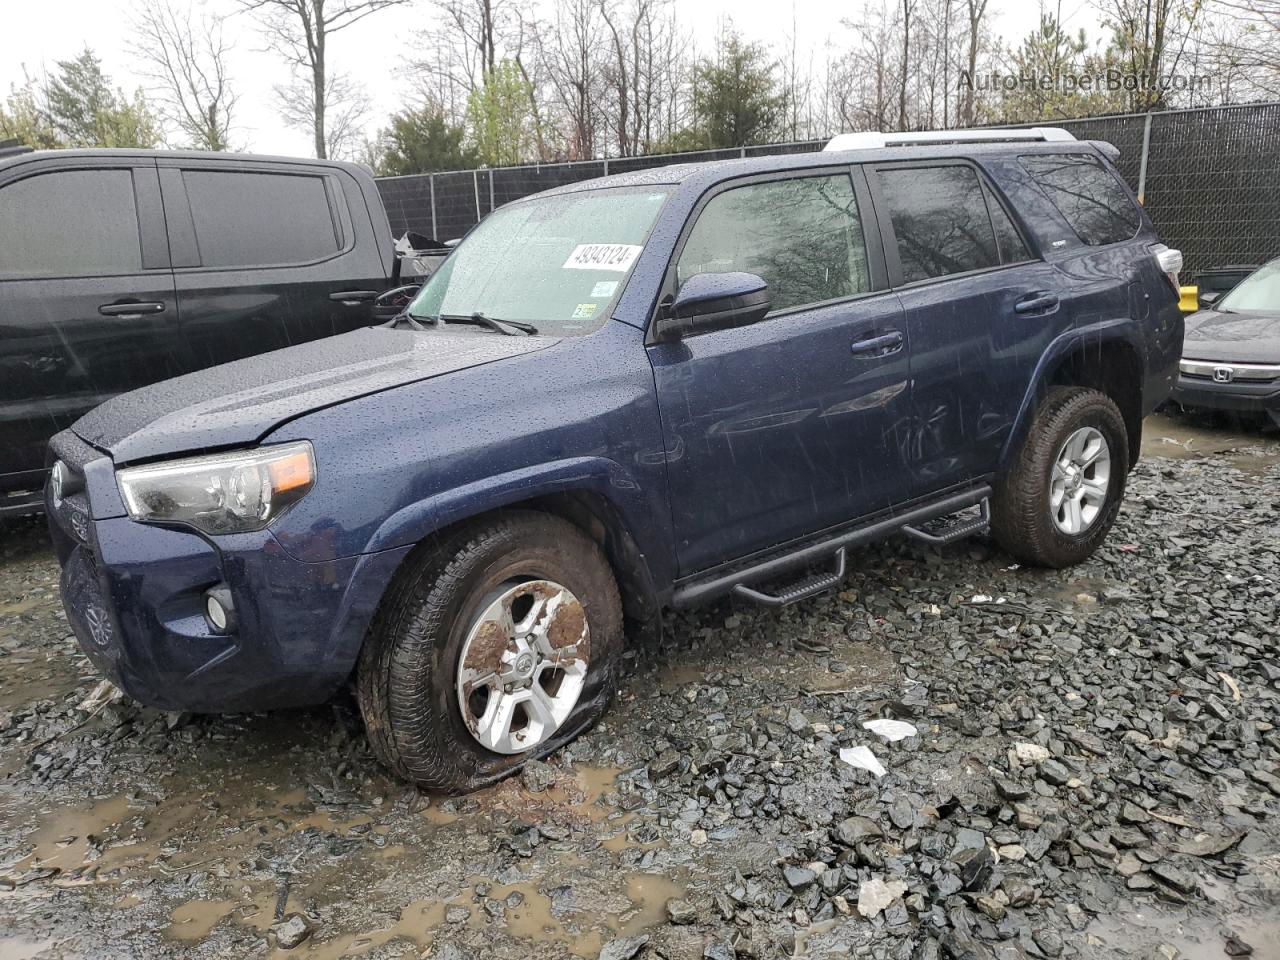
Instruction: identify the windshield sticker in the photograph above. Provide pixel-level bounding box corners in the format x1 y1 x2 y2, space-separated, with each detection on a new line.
563 243 643 272
571 303 598 320
591 280 619 298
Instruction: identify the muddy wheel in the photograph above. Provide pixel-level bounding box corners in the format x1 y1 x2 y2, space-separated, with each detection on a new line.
991 387 1129 568
357 511 623 792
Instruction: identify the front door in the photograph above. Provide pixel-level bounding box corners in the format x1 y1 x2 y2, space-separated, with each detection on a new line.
0 161 182 487
647 170 913 575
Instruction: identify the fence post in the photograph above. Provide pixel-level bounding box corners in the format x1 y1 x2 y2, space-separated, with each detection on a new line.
429 174 437 241
603 158 609 176
473 170 481 222
1137 113 1153 205
489 169 495 212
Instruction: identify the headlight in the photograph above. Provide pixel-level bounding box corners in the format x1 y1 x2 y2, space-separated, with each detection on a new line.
117 441 315 535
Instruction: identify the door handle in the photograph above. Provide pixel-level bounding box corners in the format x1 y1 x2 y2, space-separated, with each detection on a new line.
328 290 379 303
98 301 165 317
1014 293 1060 314
850 330 904 357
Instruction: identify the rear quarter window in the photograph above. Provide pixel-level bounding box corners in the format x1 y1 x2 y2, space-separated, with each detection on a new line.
1020 153 1141 246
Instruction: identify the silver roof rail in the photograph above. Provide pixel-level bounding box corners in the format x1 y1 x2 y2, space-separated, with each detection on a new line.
823 127 1077 152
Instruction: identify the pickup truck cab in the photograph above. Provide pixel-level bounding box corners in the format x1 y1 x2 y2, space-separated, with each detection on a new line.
0 147 395 516
47 129 1183 792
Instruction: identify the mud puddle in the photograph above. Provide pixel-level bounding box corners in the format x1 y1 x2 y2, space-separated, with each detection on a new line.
1143 411 1280 474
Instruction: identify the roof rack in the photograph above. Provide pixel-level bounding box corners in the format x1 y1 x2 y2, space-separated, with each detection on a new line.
823 127 1076 152
0 138 33 159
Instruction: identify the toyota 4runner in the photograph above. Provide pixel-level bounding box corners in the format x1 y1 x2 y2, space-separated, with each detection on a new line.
47 128 1184 792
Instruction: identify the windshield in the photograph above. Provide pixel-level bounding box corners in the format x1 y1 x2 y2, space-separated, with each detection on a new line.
406 187 670 335
1218 260 1280 313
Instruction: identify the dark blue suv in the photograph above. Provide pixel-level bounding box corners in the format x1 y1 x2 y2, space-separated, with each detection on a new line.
47 130 1183 791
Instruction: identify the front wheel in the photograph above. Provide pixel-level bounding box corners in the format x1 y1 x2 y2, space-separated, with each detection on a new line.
357 511 623 792
991 387 1129 568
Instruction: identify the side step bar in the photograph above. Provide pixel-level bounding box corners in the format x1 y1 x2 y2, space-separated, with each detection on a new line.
732 548 847 607
671 486 992 608
901 499 990 545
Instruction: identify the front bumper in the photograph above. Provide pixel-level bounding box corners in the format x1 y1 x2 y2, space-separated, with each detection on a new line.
1170 374 1280 423
47 444 410 713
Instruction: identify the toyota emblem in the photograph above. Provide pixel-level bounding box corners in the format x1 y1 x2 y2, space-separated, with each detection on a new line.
1212 366 1234 383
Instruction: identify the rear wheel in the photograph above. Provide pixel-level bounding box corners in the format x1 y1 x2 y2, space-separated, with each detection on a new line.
991 387 1129 568
357 511 623 792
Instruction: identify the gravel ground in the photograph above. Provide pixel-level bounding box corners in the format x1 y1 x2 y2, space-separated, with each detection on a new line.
1 412 1278 960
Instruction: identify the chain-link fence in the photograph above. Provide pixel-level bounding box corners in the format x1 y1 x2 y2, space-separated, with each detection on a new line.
375 102 1280 275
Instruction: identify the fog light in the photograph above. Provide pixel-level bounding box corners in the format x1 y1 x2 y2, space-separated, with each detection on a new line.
204 586 236 634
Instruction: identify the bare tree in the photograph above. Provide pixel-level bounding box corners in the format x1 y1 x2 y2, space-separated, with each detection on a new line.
130 0 237 150
898 0 916 130
546 0 605 158
1207 0 1280 99
599 0 688 155
237 0 406 158
278 69 370 159
779 4 814 139
959 0 989 125
1097 0 1203 110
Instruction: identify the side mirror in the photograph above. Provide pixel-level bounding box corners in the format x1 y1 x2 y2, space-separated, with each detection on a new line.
657 272 771 340
1199 289 1223 307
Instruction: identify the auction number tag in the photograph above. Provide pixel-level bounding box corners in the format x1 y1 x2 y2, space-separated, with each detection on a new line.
563 243 643 272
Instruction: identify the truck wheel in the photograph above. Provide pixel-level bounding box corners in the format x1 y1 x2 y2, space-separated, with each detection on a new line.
357 511 623 792
991 387 1129 568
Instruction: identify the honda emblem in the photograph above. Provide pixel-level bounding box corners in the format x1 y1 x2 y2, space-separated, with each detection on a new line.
1212 366 1234 383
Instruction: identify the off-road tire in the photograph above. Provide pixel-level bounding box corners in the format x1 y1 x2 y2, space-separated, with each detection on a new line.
357 511 623 792
991 387 1129 568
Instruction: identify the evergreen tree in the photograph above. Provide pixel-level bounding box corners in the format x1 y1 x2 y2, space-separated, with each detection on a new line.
371 105 478 176
45 49 161 148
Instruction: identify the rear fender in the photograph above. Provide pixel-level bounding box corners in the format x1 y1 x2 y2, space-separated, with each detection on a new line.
999 319 1145 474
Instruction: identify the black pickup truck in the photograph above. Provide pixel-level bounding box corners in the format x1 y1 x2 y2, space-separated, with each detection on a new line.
0 147 397 516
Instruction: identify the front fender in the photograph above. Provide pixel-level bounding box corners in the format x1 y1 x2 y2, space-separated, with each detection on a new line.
362 456 655 557
998 318 1145 474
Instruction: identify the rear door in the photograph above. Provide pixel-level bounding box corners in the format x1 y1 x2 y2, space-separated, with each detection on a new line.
0 159 181 488
648 168 912 574
868 160 1069 493
157 159 388 370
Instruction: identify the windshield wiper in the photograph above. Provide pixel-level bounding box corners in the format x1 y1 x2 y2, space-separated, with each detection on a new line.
434 312 538 336
381 311 434 331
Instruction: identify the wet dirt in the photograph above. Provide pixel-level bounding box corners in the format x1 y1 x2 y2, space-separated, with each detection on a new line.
0 411 1277 958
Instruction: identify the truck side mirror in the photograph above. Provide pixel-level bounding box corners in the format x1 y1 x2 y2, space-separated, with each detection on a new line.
656 272 771 341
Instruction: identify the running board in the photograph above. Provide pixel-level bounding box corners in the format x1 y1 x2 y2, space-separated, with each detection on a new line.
900 498 990 545
732 548 846 607
671 486 992 608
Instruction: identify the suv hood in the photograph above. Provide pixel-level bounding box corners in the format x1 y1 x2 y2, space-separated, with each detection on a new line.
1183 309 1280 364
73 327 556 463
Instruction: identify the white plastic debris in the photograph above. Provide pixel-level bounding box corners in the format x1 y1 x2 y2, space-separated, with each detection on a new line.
862 718 918 742
838 745 887 778
77 679 122 714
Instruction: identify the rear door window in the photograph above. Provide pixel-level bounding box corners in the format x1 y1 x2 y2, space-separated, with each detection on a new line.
181 170 341 268
875 165 1001 284
1020 153 1141 246
677 173 871 314
0 169 142 279
984 183 1032 264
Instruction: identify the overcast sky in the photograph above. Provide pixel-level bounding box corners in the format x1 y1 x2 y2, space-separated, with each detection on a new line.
0 0 1081 159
